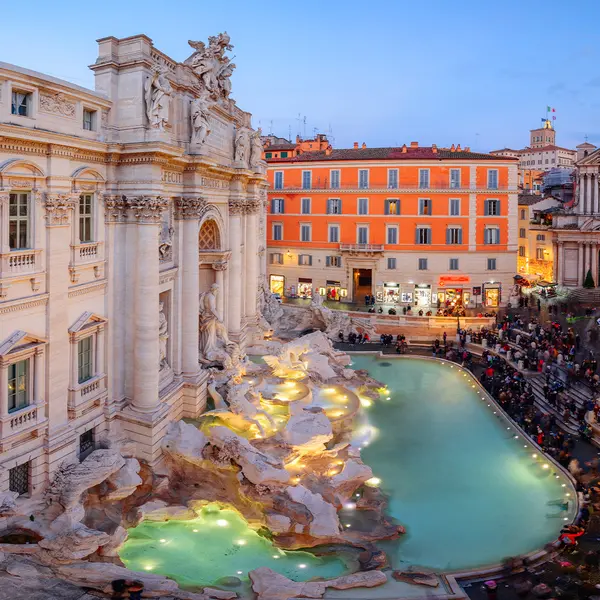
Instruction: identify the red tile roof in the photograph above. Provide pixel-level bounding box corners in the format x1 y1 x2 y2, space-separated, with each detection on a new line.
266 146 515 163
265 143 296 151
519 145 575 154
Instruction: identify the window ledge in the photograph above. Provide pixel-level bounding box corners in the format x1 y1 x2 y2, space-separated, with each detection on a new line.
0 402 46 449
68 373 106 420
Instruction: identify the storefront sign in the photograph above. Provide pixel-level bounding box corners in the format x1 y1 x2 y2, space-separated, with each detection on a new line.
472 286 482 296
438 275 470 287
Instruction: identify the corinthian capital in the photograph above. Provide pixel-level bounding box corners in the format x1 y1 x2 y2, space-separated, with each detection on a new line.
245 198 261 214
228 198 246 215
43 193 75 226
174 196 207 220
103 194 129 223
127 196 168 223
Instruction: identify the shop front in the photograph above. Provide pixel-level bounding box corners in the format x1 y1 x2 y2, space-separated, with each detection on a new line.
382 282 400 304
438 275 470 309
269 274 285 296
326 280 342 301
483 282 501 307
298 278 313 299
414 284 431 307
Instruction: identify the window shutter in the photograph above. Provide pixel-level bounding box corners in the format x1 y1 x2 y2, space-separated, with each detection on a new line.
338 199 343 214
308 255 312 266
384 201 389 215
326 256 331 267
415 228 419 244
270 199 275 213
397 199 401 215
446 229 451 244
484 201 489 216
338 257 342 268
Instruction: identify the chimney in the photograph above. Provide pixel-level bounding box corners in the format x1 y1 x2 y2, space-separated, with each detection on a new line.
353 142 359 149
325 146 332 156
410 141 418 148
401 144 407 153
456 144 461 151
432 144 438 154
465 146 470 152
361 142 367 149
450 144 455 152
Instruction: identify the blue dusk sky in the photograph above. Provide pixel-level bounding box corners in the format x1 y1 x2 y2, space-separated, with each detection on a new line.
1 0 599 152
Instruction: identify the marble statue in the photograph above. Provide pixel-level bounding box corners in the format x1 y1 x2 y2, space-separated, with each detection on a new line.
185 33 236 101
234 127 250 166
259 281 284 327
199 283 240 368
144 67 172 130
249 127 264 170
158 226 173 262
190 92 212 147
225 378 276 437
159 301 169 369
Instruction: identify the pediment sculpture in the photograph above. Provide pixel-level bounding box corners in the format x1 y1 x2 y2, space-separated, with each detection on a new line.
185 32 236 102
144 66 172 130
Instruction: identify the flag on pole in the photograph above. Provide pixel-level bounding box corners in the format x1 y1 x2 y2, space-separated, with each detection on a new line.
552 108 556 112
552 116 556 120
541 117 546 122
547 105 551 112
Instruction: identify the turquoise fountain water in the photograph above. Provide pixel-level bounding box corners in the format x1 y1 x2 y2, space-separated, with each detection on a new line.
119 504 347 587
350 355 577 572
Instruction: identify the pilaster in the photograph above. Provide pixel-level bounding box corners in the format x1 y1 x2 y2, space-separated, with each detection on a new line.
227 196 245 337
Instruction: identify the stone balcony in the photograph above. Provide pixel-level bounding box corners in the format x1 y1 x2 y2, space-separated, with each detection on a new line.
339 244 385 257
69 242 104 283
67 373 107 420
0 249 43 279
0 402 47 451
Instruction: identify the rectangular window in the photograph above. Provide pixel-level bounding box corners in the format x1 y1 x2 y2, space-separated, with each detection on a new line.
485 199 500 216
519 228 526 238
488 169 499 189
280 151 288 158
271 198 284 214
358 169 369 189
300 224 311 242
301 198 311 214
446 227 463 244
83 109 96 131
449 198 460 216
450 169 461 189
272 223 283 241
79 429 95 461
536 248 545 260
358 198 369 215
265 152 272 159
520 209 526 220
357 226 369 244
274 171 284 189
8 359 29 413
536 234 545 241
484 227 500 244
330 170 340 189
386 226 398 244
487 258 497 270
327 198 342 214
9 193 30 250
418 198 432 215
326 256 342 267
449 258 459 270
416 227 431 244
419 169 430 189
385 199 400 215
9 462 29 496
387 257 397 270
328 225 339 243
388 169 399 189
299 254 312 266
11 90 31 116
302 171 312 190
519 246 526 257
79 194 93 243
78 336 94 384
418 258 428 270
269 252 283 264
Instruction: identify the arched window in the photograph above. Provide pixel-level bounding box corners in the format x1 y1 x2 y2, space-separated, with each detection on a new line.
198 219 221 250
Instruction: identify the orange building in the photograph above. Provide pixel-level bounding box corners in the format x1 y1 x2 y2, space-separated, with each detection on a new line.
265 136 518 308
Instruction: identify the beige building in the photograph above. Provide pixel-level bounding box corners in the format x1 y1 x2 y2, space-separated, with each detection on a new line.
0 34 267 498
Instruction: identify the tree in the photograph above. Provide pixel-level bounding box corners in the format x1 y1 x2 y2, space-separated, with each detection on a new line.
583 269 595 289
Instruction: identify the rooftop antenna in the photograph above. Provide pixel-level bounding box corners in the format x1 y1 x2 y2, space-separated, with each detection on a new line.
303 115 307 139
269 119 273 135
296 113 302 138
288 124 292 142
327 123 335 146
313 126 318 137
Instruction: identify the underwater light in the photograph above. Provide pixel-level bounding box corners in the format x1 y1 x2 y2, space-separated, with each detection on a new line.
360 398 372 408
216 519 229 527
365 476 381 487
345 524 351 528
344 502 356 510
298 564 307 569
144 565 154 571
237 571 243 575
192 529 199 532
236 540 247 546
542 464 549 469
159 539 167 543
532 453 538 458
273 555 280 559
561 484 566 487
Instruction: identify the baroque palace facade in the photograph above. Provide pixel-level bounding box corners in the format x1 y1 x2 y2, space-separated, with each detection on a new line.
0 33 267 497
264 136 518 309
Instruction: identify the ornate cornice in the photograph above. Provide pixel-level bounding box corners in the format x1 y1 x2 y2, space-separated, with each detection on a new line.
0 294 49 315
174 196 207 220
127 196 168 223
68 281 107 298
43 193 76 226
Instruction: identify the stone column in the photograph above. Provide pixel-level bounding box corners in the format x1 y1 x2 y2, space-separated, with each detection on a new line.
244 198 260 321
0 192 10 255
587 175 592 215
227 198 245 336
34 348 45 405
44 193 75 432
71 340 79 387
0 361 8 418
213 261 228 320
578 242 584 286
96 326 105 375
129 197 167 413
176 197 206 378
557 242 564 285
